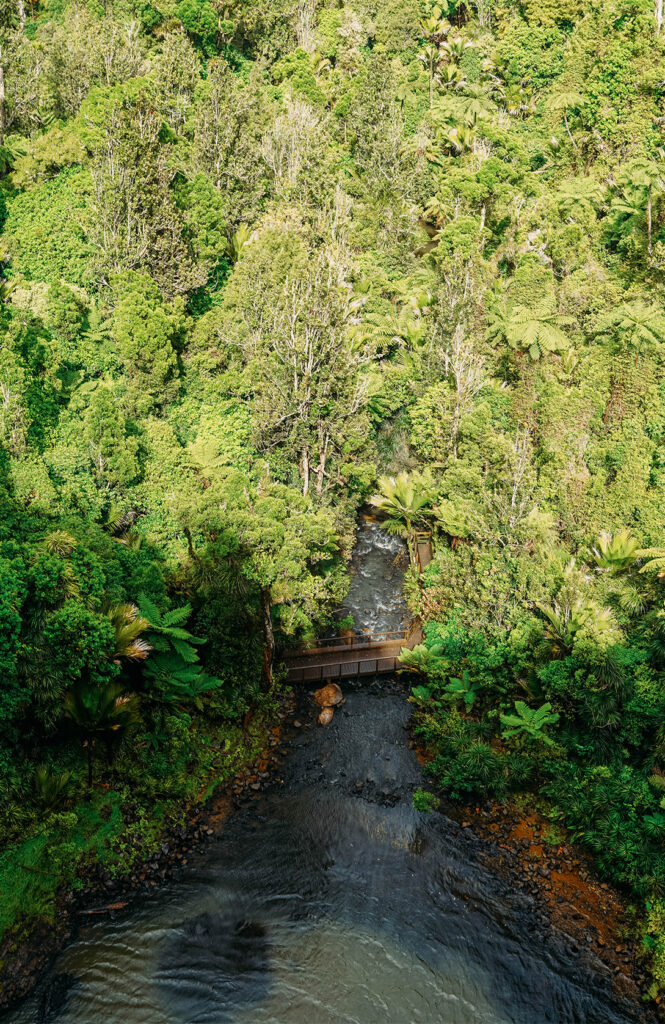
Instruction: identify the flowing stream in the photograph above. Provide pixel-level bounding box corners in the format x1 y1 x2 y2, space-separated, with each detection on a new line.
6 520 649 1024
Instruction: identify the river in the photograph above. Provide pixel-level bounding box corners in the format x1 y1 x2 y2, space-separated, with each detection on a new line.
5 521 649 1024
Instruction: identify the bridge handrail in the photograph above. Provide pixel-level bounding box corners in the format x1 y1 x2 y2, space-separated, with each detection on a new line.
293 628 409 651
283 616 424 666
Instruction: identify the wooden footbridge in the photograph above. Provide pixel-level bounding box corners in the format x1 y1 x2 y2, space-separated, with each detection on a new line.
283 620 423 684
283 527 432 684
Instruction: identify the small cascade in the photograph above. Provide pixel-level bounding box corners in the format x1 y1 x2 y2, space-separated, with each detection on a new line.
334 517 410 636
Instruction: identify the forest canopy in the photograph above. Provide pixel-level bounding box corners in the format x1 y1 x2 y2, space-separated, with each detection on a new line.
3 0 665 1003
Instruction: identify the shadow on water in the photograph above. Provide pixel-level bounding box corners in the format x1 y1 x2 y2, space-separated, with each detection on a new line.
4 522 653 1024
33 975 79 1024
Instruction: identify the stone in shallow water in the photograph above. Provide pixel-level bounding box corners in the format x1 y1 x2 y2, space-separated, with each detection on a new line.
313 683 343 707
318 707 334 726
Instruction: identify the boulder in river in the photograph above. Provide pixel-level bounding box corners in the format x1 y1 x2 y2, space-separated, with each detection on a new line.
313 683 343 707
318 707 334 726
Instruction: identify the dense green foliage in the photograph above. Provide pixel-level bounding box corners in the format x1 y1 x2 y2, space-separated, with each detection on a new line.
2 0 665 1000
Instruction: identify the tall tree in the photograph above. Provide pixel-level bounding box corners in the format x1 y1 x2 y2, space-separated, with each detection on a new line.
245 249 373 497
88 95 203 295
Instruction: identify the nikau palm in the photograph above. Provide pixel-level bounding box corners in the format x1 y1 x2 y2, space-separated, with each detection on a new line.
105 603 151 663
419 11 453 108
65 681 140 788
369 472 435 569
593 529 640 572
537 599 619 658
33 765 71 810
442 125 476 155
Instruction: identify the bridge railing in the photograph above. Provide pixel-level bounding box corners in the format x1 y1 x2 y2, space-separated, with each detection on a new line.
282 617 424 680
290 628 409 653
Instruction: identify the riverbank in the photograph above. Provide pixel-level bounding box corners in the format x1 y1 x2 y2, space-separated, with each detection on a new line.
411 732 659 1020
0 695 296 1015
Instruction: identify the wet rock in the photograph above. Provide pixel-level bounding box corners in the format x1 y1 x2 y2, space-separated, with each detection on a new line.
318 707 334 726
313 683 344 708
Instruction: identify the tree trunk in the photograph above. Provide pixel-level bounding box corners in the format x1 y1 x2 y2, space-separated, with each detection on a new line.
0 50 6 147
86 741 93 790
429 54 434 109
216 5 229 47
183 526 201 563
260 587 275 691
315 454 325 496
563 109 576 149
18 0 26 31
301 447 309 496
406 517 418 570
657 0 664 34
315 434 328 496
451 400 460 458
648 184 653 255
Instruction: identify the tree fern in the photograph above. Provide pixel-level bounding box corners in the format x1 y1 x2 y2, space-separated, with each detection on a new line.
487 298 574 361
500 700 560 745
638 548 665 577
137 592 162 625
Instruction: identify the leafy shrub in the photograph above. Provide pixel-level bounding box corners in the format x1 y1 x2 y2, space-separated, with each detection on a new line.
413 788 439 812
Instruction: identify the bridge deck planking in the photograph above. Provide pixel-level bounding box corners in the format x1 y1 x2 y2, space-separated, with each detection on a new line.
283 638 412 684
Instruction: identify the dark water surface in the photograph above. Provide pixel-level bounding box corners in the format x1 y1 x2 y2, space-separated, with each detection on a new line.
6 523 648 1024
